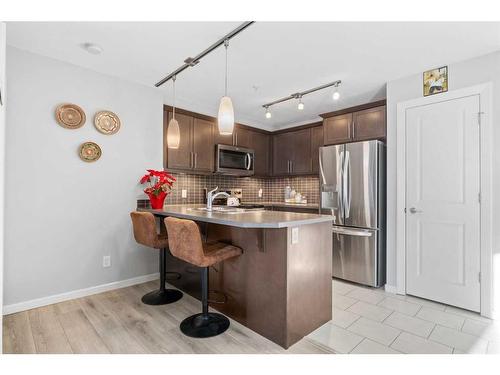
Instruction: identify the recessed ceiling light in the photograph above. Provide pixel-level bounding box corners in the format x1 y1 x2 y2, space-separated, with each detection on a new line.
81 43 103 55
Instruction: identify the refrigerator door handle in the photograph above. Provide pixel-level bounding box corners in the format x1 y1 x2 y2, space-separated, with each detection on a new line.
332 226 373 237
342 150 350 218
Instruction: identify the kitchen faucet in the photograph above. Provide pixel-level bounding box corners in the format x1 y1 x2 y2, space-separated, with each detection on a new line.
206 186 230 211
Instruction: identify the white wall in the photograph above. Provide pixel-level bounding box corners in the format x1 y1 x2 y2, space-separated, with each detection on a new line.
0 22 7 350
386 51 500 311
3 47 163 309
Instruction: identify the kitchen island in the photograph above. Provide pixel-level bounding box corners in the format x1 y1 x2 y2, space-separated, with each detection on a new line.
141 204 333 349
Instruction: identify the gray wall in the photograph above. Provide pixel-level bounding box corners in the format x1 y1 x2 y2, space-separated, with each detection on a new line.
0 22 7 348
386 51 500 311
4 47 163 307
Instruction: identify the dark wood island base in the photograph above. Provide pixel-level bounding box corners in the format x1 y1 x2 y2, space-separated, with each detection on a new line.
161 220 332 349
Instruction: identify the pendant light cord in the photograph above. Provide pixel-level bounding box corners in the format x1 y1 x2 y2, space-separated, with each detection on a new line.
224 39 229 96
172 75 176 119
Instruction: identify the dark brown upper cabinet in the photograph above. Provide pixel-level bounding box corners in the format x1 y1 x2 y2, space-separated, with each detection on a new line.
352 106 386 141
251 131 271 176
214 125 252 148
164 110 214 173
192 118 215 172
311 125 324 174
165 112 193 170
323 113 352 145
322 101 386 145
272 127 315 176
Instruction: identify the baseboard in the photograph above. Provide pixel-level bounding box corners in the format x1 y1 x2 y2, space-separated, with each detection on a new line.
2 272 160 315
384 284 398 294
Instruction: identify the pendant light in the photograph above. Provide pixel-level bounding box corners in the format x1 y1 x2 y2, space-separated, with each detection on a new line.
217 39 235 135
167 75 180 149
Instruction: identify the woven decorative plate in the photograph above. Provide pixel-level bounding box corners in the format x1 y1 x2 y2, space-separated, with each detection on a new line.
79 142 102 162
94 111 121 135
55 103 86 129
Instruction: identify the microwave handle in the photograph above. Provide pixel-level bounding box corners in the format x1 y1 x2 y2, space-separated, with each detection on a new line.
245 153 251 170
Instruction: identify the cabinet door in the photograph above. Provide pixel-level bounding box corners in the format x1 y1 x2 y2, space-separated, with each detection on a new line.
311 125 324 174
290 128 312 175
166 112 193 170
214 126 234 146
251 131 270 176
273 132 295 175
235 127 252 148
192 118 214 172
323 113 352 145
352 106 386 141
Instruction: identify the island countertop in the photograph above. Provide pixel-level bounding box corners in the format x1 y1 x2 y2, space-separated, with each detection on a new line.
140 204 332 228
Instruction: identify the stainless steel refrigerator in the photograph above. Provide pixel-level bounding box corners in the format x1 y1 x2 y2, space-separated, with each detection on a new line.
319 140 386 287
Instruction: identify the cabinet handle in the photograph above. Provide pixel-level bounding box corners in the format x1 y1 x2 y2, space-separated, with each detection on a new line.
235 132 238 146
352 121 355 139
194 153 197 169
291 161 293 174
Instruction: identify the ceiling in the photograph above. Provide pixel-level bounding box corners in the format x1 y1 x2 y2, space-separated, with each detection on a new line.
6 22 500 131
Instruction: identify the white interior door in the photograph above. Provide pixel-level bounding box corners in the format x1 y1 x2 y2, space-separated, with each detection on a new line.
405 94 480 312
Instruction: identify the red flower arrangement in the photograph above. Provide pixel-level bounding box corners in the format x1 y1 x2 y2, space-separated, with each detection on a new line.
139 169 176 209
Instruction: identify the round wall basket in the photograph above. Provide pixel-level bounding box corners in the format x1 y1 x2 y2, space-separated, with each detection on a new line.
94 110 121 135
55 103 86 129
79 142 102 162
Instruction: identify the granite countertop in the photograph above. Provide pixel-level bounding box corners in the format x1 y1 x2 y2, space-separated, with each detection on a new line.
243 201 319 209
140 204 332 229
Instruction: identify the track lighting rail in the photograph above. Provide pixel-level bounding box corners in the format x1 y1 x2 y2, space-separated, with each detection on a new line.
155 21 255 87
262 80 341 108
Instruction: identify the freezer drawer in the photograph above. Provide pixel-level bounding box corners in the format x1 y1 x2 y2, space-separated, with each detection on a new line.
332 226 383 287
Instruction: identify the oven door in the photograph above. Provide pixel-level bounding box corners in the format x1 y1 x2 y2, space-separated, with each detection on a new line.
216 144 254 176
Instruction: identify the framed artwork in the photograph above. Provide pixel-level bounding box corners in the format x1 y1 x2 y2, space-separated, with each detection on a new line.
423 66 448 96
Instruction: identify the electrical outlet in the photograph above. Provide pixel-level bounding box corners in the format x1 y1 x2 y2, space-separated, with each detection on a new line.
291 227 299 244
102 255 111 268
258 188 263 198
181 189 187 198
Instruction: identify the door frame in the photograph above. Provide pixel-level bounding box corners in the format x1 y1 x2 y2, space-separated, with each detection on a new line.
396 83 493 318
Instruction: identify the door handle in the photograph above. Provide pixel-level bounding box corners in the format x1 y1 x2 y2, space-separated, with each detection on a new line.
409 207 423 214
245 153 251 170
332 226 373 237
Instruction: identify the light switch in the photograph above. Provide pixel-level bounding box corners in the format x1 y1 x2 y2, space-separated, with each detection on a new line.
291 227 299 244
181 189 187 198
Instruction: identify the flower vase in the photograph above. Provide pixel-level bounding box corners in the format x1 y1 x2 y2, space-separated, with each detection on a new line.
147 191 167 209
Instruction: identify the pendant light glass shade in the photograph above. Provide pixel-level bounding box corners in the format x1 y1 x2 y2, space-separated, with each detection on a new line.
167 117 180 149
218 96 235 135
218 39 234 135
167 75 180 149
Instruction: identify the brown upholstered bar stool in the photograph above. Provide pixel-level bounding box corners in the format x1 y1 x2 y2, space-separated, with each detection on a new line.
130 212 183 305
164 217 242 338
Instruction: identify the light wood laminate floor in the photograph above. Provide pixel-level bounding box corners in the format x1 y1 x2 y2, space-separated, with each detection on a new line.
2 281 335 354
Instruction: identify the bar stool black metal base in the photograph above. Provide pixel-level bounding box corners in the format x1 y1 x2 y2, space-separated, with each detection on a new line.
141 289 183 305
180 312 230 338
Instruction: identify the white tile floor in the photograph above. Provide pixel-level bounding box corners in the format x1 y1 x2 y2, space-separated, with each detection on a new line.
307 279 500 354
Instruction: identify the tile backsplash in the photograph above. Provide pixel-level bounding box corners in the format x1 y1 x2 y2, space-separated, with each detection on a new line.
160 173 319 205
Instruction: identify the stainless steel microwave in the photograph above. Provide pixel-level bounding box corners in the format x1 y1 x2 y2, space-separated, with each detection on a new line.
215 144 254 176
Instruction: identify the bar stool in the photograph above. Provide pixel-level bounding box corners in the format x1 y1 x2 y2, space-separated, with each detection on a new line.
164 217 242 338
130 212 183 305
